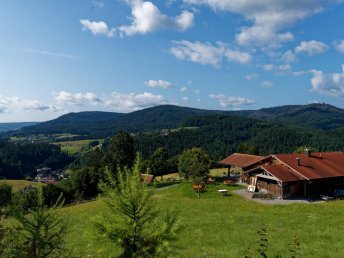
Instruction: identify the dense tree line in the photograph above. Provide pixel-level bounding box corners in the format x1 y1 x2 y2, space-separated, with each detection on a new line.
134 115 344 160
0 140 73 179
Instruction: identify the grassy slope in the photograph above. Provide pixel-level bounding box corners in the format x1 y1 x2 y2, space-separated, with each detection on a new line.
62 183 344 257
53 139 103 155
0 180 42 192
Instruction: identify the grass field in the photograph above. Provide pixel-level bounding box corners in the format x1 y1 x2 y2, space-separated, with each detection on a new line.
50 182 344 257
0 180 43 192
53 139 103 155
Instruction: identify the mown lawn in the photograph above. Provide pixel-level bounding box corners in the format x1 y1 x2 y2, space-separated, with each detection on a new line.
60 182 344 258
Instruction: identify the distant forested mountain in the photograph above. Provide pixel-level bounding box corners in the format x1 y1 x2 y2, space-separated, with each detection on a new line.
6 103 344 142
0 122 38 132
134 115 344 160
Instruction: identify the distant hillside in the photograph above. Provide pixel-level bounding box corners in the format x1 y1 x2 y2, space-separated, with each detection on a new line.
17 105 227 138
0 122 38 132
10 103 344 138
232 103 344 130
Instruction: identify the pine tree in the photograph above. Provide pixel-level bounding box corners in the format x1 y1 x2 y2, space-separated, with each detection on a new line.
96 155 178 258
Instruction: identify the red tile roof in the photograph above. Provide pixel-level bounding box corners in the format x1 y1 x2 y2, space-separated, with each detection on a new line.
220 153 265 168
274 152 344 180
261 164 304 182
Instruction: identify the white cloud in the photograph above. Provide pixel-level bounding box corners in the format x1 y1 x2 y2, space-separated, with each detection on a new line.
105 92 168 111
180 86 187 92
25 49 76 59
260 80 274 87
294 40 329 56
209 94 255 107
80 19 116 37
119 0 194 36
170 40 252 67
91 0 104 8
334 40 344 53
55 91 102 106
144 80 173 89
310 65 344 97
182 96 189 101
0 95 59 113
184 0 340 48
282 40 329 63
246 73 258 80
281 50 297 63
193 89 200 94
263 64 291 73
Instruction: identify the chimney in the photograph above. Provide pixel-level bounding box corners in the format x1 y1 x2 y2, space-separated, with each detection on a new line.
296 158 301 166
304 148 310 157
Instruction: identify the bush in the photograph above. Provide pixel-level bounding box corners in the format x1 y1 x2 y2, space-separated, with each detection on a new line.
252 192 275 199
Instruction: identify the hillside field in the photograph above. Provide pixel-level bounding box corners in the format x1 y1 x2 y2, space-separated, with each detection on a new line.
0 180 43 192
40 183 344 257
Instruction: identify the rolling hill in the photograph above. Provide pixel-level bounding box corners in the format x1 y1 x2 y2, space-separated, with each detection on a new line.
7 103 344 138
0 122 38 132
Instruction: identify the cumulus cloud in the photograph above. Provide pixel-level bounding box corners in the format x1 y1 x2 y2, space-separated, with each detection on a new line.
310 65 344 97
209 94 255 107
180 86 187 92
80 19 116 37
184 0 340 48
246 73 259 80
282 40 329 63
105 92 168 111
182 96 189 101
260 80 274 87
334 40 344 53
144 80 173 89
119 0 194 36
294 40 329 56
263 64 292 75
170 40 252 67
55 91 102 106
0 95 59 113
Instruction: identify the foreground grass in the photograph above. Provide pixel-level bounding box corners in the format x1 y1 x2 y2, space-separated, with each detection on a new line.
60 183 344 257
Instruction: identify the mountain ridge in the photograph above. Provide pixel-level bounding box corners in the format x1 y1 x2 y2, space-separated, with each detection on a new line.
8 103 344 138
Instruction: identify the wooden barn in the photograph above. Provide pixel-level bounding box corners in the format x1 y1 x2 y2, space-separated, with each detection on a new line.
244 150 344 199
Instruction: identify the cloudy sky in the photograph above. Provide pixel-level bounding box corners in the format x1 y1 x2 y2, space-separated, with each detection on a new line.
1 0 344 122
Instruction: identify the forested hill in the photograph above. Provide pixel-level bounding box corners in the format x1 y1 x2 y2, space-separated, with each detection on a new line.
231 103 344 130
17 105 227 138
0 122 38 132
9 103 344 138
135 115 344 160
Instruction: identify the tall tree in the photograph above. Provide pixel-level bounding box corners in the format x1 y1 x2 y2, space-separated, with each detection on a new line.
96 155 178 258
106 131 135 173
178 147 211 181
150 147 169 179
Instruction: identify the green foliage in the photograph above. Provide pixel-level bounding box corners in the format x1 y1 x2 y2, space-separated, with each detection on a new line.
178 148 210 180
0 224 22 258
11 186 38 214
293 146 319 153
0 139 72 179
150 147 169 177
13 187 68 258
96 156 178 258
59 167 99 201
105 131 135 173
0 182 12 208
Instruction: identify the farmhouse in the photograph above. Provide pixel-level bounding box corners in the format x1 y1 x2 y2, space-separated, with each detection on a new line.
221 150 344 199
220 153 265 176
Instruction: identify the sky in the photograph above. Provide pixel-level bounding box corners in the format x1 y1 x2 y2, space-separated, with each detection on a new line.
0 0 344 122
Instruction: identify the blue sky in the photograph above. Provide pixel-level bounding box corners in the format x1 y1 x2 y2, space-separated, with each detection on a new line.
0 0 344 122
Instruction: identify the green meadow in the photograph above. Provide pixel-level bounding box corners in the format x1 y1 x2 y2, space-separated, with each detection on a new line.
53 139 104 155
46 183 344 257
0 180 43 192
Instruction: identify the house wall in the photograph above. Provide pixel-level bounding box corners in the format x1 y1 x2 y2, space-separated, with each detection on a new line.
256 178 282 198
282 181 304 199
